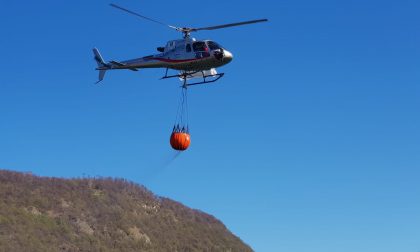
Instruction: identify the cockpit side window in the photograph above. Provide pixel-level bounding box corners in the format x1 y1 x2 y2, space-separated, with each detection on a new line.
207 41 222 50
186 44 192 52
193 42 207 52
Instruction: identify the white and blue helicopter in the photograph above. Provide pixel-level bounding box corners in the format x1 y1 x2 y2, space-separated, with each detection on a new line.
93 4 267 86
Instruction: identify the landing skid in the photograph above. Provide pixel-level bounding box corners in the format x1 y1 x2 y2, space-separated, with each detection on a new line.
161 69 224 88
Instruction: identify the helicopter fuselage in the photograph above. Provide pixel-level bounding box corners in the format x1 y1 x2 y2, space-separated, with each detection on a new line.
96 38 233 73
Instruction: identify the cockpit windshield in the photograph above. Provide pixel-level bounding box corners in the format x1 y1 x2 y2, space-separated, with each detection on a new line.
192 42 208 52
207 41 222 50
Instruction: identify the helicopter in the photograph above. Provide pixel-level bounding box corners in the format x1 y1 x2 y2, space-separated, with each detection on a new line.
93 3 268 86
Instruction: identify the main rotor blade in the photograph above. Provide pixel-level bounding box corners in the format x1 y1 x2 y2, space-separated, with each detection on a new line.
192 19 268 32
109 3 179 30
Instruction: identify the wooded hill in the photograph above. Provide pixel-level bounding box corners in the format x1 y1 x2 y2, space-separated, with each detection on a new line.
0 170 252 252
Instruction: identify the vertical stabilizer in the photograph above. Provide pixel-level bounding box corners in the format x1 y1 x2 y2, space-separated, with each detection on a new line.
93 48 105 67
93 48 107 83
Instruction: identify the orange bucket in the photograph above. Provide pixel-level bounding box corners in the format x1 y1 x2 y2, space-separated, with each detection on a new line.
170 132 191 151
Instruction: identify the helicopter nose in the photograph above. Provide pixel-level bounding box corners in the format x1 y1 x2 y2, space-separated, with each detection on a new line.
223 50 233 62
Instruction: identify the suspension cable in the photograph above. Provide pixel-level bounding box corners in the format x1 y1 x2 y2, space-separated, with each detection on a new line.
184 88 189 132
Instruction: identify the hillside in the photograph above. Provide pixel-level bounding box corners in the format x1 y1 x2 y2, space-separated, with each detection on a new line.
0 170 252 252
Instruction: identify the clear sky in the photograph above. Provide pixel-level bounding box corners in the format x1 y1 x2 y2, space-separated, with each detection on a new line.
1 1 419 251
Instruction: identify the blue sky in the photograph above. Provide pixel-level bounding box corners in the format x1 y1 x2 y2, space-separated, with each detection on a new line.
1 0 419 251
